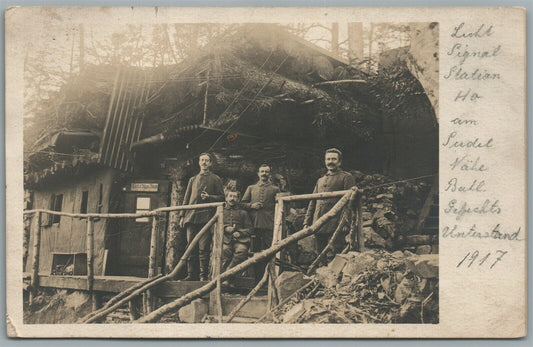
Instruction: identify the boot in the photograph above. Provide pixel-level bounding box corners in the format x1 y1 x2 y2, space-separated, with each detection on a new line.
185 259 198 281
199 258 210 282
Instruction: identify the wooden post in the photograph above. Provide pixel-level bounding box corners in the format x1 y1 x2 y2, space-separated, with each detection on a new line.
145 214 159 313
30 212 42 302
267 197 284 310
128 297 142 321
279 194 291 270
86 217 95 310
209 206 224 322
92 293 101 312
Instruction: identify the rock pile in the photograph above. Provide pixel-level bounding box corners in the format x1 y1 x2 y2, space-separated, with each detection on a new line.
351 171 436 254
274 249 438 324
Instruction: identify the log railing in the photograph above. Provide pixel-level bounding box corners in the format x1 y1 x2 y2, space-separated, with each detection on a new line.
24 188 362 323
265 188 362 310
23 201 225 319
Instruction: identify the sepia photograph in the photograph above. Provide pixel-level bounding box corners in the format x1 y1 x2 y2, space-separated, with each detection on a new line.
19 17 440 326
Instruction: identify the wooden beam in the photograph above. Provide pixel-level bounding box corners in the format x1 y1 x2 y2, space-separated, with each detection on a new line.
279 190 351 202
86 217 95 311
86 218 94 292
23 202 224 218
37 275 215 298
30 212 42 302
313 79 367 87
146 214 159 313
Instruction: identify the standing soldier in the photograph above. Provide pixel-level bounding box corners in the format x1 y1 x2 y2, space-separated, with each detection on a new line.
303 148 355 261
241 164 280 282
221 190 253 286
179 152 224 281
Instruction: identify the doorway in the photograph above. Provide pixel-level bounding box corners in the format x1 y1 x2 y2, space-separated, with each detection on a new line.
117 180 170 277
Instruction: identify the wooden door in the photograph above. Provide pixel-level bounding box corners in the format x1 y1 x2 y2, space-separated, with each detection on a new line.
118 180 170 277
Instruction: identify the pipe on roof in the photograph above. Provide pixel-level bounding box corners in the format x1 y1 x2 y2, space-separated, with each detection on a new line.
130 124 201 149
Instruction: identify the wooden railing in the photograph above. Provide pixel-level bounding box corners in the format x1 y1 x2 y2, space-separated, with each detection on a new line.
266 189 362 311
24 188 362 323
23 201 225 316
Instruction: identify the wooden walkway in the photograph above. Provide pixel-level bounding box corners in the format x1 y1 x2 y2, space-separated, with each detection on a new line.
24 273 255 298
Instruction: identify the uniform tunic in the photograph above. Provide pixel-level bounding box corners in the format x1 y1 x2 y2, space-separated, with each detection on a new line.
304 169 355 234
241 182 280 230
222 205 253 244
180 171 224 225
222 205 253 271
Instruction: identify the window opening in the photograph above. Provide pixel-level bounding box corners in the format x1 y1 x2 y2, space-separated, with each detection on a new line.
47 194 63 225
136 196 151 222
80 191 89 214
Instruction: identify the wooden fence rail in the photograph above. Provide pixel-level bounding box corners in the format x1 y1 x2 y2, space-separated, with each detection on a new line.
27 188 361 323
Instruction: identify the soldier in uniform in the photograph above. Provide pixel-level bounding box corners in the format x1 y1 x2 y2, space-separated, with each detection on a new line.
241 164 280 281
221 190 253 286
303 148 355 260
179 152 225 281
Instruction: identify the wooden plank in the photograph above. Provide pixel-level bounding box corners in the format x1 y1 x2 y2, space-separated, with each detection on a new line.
38 275 210 298
30 212 42 301
221 295 267 319
98 67 121 166
152 281 207 298
86 218 95 293
101 249 109 276
86 218 95 313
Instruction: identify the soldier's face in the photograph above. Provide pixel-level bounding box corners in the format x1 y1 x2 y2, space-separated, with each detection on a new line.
325 152 341 170
226 192 239 206
199 155 212 170
258 166 271 181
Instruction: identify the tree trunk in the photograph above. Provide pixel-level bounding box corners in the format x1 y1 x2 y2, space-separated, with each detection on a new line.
347 23 364 64
331 23 339 56
79 24 85 73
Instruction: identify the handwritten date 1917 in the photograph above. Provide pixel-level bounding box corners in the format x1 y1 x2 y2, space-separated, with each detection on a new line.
457 250 507 269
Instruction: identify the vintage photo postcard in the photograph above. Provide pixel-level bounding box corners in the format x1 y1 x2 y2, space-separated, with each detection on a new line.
5 6 526 338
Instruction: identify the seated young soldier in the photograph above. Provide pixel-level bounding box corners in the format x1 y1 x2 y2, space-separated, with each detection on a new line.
221 189 253 285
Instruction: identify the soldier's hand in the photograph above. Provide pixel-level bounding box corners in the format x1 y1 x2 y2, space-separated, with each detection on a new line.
232 231 241 239
225 226 235 233
200 191 209 200
179 217 184 229
251 202 263 209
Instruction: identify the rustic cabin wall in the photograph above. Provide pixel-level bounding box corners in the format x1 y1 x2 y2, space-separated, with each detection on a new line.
24 168 115 276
